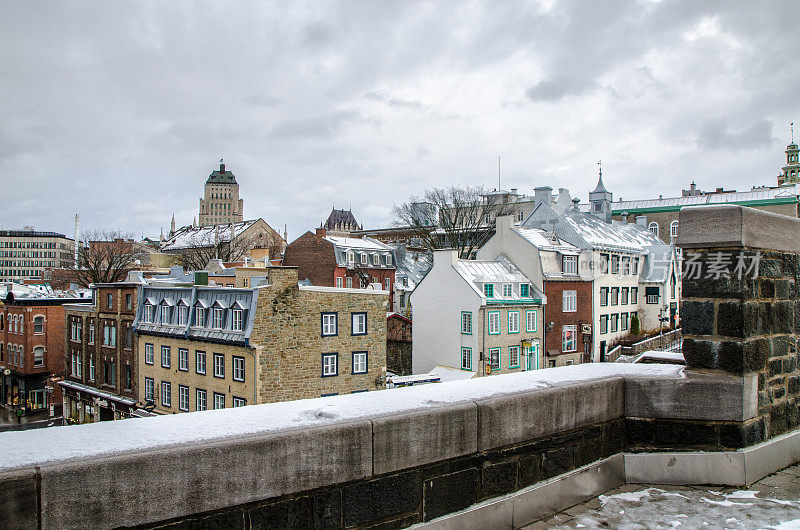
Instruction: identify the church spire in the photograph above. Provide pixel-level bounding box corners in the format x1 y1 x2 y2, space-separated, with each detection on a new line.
170 214 176 236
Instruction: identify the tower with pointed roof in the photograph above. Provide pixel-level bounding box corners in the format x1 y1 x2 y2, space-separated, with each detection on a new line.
198 160 244 227
589 161 612 223
778 123 800 186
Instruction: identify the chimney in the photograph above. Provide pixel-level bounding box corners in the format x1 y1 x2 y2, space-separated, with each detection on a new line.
635 215 648 227
510 188 518 195
534 186 552 204
220 162 226 172
433 249 459 268
572 198 581 211
315 228 327 238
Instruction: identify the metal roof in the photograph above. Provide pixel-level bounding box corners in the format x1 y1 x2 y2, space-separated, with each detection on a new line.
612 185 799 213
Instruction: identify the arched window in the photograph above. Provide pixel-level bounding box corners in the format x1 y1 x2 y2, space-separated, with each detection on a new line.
0 314 4 331
18 316 23 333
670 221 679 239
33 316 44 334
648 222 659 237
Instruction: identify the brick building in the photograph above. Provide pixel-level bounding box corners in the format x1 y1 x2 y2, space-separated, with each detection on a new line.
283 228 396 309
543 281 593 366
387 312 412 375
0 287 87 414
60 281 140 423
132 266 387 413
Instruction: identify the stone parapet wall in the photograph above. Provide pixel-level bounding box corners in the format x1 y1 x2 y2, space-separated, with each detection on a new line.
678 205 800 440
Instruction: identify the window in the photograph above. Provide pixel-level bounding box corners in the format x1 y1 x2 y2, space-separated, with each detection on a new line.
563 325 577 352
88 321 95 344
352 351 367 374
179 385 189 411
232 356 245 381
103 323 116 347
33 316 44 334
106 360 117 386
461 347 472 370
562 290 577 312
600 254 609 274
631 287 638 304
488 312 500 334
508 311 520 333
600 287 608 306
509 346 520 368
106 293 113 309
562 255 577 275
177 306 188 326
336 277 343 288
648 222 659 236
124 365 131 389
196 388 207 411
178 348 189 371
231 309 243 331
196 350 206 374
520 283 530 297
351 312 367 335
611 314 618 332
484 284 494 298
611 287 619 306
384 278 391 291
322 312 337 336
600 315 608 334
213 353 224 378
233 397 247 408
144 377 154 401
125 323 132 350
145 343 154 365
526 310 538 332
621 288 629 305
70 319 82 342
621 312 629 331
212 308 224 329
489 348 501 371
372 254 379 265
161 381 172 407
213 393 225 410
125 293 132 310
33 346 44 367
160 303 171 325
622 257 630 275
161 346 171 368
346 277 352 288
360 253 367 265
89 356 95 381
322 353 338 376
646 288 659 305
461 312 472 334
548 360 556 368
632 258 639 275
502 284 512 297
195 307 206 327
516 210 524 222
243 278 249 288
611 255 620 274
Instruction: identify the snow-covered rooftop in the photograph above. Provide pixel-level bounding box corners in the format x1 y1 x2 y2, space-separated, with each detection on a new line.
325 236 391 251
563 211 666 253
612 184 799 212
161 220 257 251
514 226 580 253
454 258 529 285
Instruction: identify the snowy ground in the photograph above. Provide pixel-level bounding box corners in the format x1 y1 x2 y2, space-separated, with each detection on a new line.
523 463 800 530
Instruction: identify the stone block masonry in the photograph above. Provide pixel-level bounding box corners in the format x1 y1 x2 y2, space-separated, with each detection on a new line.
678 205 800 439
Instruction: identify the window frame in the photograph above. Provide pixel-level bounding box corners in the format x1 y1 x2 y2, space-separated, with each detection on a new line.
611 313 619 333
461 311 472 335
212 308 224 329
231 309 244 331
321 312 338 337
520 283 530 297
161 345 171 369
631 287 638 304
352 351 368 374
502 284 512 297
483 284 494 298
196 350 206 375
33 316 44 334
161 381 172 408
487 311 501 335
600 287 608 306
178 385 189 411
351 312 367 336
509 345 520 368
213 392 225 410
321 352 338 377
461 347 472 371
508 311 520 334
178 348 189 372
600 315 608 334
526 310 538 332
213 353 225 378
233 397 247 408
232 356 245 382
144 377 154 402
196 388 207 411
562 325 577 352
144 343 154 365
562 255 577 275
489 348 501 371
562 290 577 313
611 287 619 306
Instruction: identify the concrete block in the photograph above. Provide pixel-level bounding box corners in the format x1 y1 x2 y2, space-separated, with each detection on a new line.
677 204 800 252
743 427 800 485
423 467 479 521
475 379 624 451
343 470 420 527
0 468 39 530
372 402 477 475
624 372 757 422
624 451 746 486
39 420 372 529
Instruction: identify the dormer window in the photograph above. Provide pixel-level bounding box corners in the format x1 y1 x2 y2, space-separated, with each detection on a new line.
372 254 379 265
213 308 224 329
144 300 155 323
347 251 354 266
562 255 577 275
160 302 172 325
232 309 243 331
177 305 189 326
484 284 494 298
502 284 512 297
520 284 530 297
360 253 367 265
195 307 206 327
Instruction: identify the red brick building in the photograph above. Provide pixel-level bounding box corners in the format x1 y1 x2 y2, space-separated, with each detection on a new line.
0 288 87 414
543 280 594 366
61 282 140 423
283 229 396 309
387 313 412 375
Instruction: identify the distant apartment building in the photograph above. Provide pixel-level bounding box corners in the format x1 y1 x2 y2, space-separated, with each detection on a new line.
133 266 387 414
283 228 396 309
411 250 544 375
0 287 87 413
0 228 76 281
61 281 140 423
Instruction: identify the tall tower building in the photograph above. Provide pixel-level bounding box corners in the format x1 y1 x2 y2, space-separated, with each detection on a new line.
198 160 244 227
778 124 800 186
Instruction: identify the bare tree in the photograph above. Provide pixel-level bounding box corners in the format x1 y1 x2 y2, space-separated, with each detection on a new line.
392 185 516 258
75 230 149 286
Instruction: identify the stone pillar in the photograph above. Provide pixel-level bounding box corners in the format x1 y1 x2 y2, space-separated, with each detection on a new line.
678 205 800 440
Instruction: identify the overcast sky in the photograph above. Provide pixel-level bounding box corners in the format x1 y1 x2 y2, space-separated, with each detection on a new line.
2 1 799 241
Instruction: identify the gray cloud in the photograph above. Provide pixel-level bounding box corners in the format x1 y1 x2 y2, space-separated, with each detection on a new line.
698 119 774 151
526 75 598 101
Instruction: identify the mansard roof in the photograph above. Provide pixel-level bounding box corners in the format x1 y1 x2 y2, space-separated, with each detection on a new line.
206 163 238 185
324 209 360 230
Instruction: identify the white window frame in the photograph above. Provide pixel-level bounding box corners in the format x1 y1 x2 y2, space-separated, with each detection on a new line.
195 307 206 327
360 253 367 265
179 385 189 411
526 310 538 332
231 309 243 331
232 356 245 382
335 277 343 288
213 393 225 410
161 381 171 407
461 347 472 370
322 353 338 376
648 222 659 237
461 312 472 334
196 350 206 375
562 255 577 275
213 353 224 378
562 325 577 352
177 305 188 326
33 316 44 334
196 388 207 411
509 345 520 368
352 351 367 374
178 348 189 371
346 277 353 288
212 308 224 329
322 313 337 336
562 290 577 313
161 346 171 368
144 377 154 401
508 311 520 333
670 221 678 239
233 397 246 407
144 343 154 365
160 304 171 325
351 312 366 335
488 312 500 335
502 284 512 297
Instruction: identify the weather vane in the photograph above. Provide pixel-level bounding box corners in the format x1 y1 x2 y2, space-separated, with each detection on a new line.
792 123 794 143
598 159 602 177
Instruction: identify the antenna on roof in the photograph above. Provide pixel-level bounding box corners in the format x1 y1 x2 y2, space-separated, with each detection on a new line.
498 155 501 190
792 122 795 143
598 160 602 178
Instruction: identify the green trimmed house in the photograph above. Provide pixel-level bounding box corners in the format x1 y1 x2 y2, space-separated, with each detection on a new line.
410 249 545 376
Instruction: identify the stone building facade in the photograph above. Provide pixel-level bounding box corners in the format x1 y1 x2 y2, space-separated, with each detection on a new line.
61 283 140 422
198 161 244 227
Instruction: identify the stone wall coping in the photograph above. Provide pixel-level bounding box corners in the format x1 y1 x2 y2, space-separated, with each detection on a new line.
298 284 389 295
0 363 737 475
677 204 800 251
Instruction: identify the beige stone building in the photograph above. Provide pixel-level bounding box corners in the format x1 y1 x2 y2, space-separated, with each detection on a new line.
133 266 387 413
198 161 244 227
